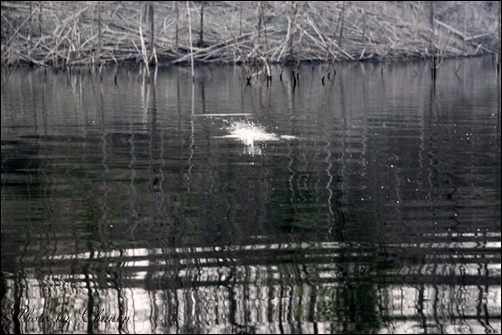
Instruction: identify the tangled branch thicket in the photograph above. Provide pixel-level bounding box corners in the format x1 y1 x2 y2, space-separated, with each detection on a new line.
1 1 500 69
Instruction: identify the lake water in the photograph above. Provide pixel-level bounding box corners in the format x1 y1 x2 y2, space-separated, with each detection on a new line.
1 57 500 334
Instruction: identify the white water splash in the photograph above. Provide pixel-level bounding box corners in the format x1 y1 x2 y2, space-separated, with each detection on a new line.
218 120 296 156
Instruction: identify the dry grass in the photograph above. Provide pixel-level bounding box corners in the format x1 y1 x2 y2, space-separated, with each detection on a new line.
1 1 500 68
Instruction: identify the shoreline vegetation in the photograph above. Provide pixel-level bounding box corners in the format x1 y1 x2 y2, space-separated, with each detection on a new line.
1 1 500 79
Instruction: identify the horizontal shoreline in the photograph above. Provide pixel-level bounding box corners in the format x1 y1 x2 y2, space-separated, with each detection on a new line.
1 1 500 70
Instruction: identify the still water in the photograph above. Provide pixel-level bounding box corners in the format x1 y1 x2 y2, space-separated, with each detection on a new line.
1 57 500 334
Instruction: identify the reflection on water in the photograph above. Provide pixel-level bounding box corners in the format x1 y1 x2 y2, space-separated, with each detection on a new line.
1 57 500 334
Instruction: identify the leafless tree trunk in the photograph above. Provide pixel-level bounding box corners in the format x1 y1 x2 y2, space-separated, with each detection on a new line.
29 2 33 58
239 2 243 36
187 1 195 82
258 1 271 83
38 1 43 39
97 1 102 67
175 1 179 55
199 1 205 47
280 1 298 81
430 1 436 78
338 1 345 49
498 1 501 72
149 1 154 59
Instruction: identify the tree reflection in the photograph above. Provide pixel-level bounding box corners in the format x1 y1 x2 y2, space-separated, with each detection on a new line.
1 59 500 334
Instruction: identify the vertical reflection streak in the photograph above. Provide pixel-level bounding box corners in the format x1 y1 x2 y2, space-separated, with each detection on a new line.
98 76 109 249
111 249 127 334
324 128 334 218
148 289 157 333
128 118 138 233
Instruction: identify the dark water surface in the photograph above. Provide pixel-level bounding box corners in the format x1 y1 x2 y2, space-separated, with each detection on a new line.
1 57 500 334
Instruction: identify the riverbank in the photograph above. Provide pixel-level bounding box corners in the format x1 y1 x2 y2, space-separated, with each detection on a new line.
1 1 500 69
